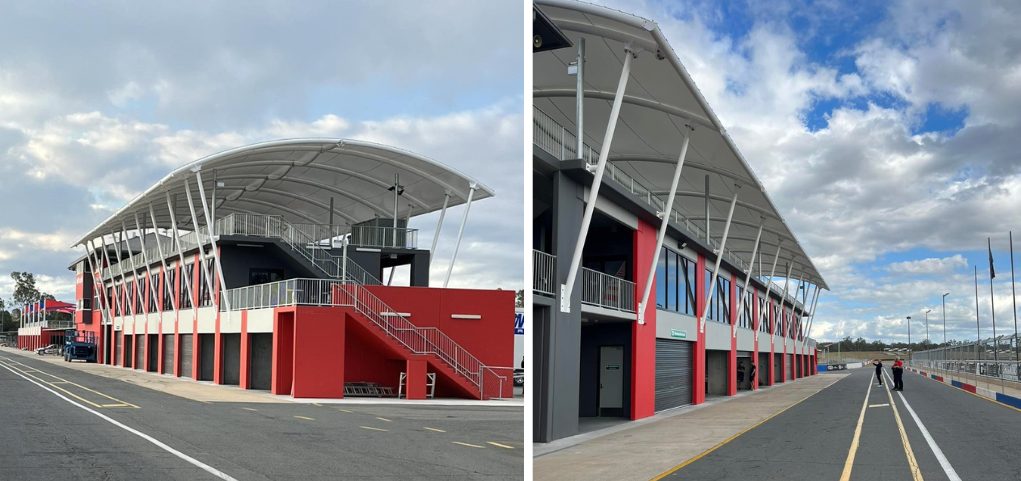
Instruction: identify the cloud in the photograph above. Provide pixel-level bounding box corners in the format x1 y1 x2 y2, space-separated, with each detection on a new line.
595 0 1021 343
887 255 968 275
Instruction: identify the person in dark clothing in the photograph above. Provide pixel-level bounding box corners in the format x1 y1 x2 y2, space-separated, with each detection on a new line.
891 358 904 391
737 363 745 384
749 363 757 386
872 359 883 386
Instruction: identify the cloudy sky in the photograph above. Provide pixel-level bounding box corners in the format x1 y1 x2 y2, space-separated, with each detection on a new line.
596 0 1021 344
0 1 524 302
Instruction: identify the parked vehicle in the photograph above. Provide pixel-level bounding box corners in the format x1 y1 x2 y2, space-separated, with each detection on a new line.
64 329 97 363
36 344 62 356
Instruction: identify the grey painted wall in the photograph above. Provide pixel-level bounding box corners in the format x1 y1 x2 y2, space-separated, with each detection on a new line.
579 322 632 418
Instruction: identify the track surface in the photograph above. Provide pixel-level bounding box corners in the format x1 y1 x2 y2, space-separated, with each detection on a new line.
0 355 522 480
659 367 1021 481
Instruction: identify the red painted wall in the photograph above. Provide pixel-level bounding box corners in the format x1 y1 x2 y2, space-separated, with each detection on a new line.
290 307 345 398
363 286 515 372
631 218 657 420
271 310 294 395
344 317 407 389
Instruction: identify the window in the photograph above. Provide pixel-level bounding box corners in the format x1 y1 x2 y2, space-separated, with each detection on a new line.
758 296 769 333
199 257 214 307
163 268 176 311
655 247 696 316
149 273 159 312
180 263 194 309
249 268 284 286
737 283 753 330
109 286 118 317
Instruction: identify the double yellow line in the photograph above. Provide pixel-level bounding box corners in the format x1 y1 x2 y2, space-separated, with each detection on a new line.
840 370 923 481
0 357 138 409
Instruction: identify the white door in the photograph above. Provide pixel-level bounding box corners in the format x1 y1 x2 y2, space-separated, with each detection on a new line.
599 345 624 412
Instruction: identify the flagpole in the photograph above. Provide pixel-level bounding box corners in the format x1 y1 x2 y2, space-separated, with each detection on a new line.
1011 231 1019 366
974 265 981 365
989 238 998 364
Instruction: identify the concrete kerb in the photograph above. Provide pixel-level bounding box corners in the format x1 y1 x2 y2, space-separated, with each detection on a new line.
0 347 524 408
539 371 849 479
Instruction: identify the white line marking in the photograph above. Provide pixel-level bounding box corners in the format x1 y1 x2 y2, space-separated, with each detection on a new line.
887 371 962 481
1 363 238 481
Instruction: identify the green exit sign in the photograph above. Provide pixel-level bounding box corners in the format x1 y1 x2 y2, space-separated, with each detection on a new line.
671 329 687 339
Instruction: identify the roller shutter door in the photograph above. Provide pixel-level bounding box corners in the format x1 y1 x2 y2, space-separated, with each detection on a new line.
135 335 145 370
180 334 193 378
123 335 133 368
787 354 794 380
113 334 121 366
655 339 693 411
162 334 175 374
757 353 769 385
773 354 782 382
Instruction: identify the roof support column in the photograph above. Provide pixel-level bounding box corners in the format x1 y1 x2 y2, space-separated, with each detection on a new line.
801 285 821 351
429 192 450 268
636 132 690 324
756 242 784 344
561 47 634 312
443 183 477 288
775 263 794 338
575 37 585 158
123 220 155 319
111 230 140 325
183 178 217 312
786 275 805 339
195 170 230 312
136 213 176 313
163 195 196 314
698 187 740 334
98 235 118 321
84 240 113 325
733 221 764 340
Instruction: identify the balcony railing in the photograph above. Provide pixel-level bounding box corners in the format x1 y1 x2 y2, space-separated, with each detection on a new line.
534 106 805 309
580 267 635 313
532 250 556 296
350 225 418 249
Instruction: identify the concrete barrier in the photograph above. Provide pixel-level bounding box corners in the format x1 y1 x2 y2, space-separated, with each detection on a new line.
911 367 1019 411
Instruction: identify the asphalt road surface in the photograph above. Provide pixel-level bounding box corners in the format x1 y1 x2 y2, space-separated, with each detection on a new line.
0 354 522 481
657 367 1021 481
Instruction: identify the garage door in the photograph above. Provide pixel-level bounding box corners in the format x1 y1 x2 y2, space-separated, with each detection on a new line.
124 335 133 368
162 334 175 374
757 353 769 385
180 334 193 378
135 335 145 370
787 354 794 380
773 354 782 382
250 333 273 390
222 333 241 385
113 333 121 366
655 338 693 412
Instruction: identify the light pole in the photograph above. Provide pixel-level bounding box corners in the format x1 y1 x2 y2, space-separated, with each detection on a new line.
906 315 912 360
924 309 932 345
942 292 949 345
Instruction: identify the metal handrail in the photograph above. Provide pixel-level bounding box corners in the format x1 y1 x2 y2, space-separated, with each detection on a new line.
532 250 556 296
350 225 419 249
580 267 636 313
223 278 489 391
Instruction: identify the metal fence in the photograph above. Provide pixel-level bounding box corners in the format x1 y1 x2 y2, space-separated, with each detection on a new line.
533 250 556 296
350 225 418 249
912 333 1021 386
580 267 636 313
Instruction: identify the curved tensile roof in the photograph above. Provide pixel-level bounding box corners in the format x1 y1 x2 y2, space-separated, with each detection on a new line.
74 138 494 246
534 0 827 290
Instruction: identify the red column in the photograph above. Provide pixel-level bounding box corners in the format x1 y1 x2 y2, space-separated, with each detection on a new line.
239 310 251 389
271 309 295 395
768 299 775 385
693 254 707 405
213 251 224 384
190 256 200 379
405 357 428 400
631 219 656 420
751 290 759 391
727 273 737 396
290 307 345 398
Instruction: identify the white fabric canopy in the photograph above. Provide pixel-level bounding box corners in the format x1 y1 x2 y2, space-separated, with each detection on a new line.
535 0 826 290
74 138 493 246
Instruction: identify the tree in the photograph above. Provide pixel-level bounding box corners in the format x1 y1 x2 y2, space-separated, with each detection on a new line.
10 271 42 306
515 289 524 308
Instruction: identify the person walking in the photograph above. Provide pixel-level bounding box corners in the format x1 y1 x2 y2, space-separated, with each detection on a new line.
872 359 883 386
891 358 904 391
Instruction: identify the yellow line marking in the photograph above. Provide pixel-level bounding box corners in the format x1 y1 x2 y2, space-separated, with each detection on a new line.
375 416 392 422
883 370 924 481
312 403 322 407
101 403 131 408
360 426 388 432
651 376 845 481
869 403 890 408
293 415 315 421
838 374 875 481
452 441 485 448
424 427 446 433
487 441 515 449
1 361 138 409
242 408 258 412
337 408 353 413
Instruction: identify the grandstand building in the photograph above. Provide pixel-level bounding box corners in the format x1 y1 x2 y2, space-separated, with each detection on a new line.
532 1 828 442
16 298 76 350
69 139 514 400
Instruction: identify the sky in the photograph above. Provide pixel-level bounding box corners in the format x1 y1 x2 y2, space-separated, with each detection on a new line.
0 1 524 303
597 0 1021 344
